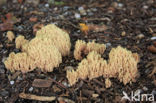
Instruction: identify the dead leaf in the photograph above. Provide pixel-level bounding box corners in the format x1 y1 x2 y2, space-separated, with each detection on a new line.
59 100 65 103
79 23 89 35
0 13 20 31
0 23 13 31
147 45 156 53
29 17 37 22
32 79 52 87
33 23 44 34
18 0 23 4
88 24 108 32
79 23 108 36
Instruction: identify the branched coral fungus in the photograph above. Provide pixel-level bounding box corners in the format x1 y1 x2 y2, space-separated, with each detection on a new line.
25 37 62 72
74 40 87 60
67 51 108 85
108 46 139 85
67 46 139 86
4 24 71 73
6 31 15 42
4 52 35 73
74 40 106 60
105 78 112 88
36 24 71 56
15 35 28 49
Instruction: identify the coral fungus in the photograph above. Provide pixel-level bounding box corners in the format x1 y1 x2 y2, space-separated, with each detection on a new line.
105 78 112 88
15 35 28 49
108 46 139 85
4 24 71 73
36 24 71 56
6 31 15 42
67 46 139 86
74 40 87 60
4 52 35 73
74 40 106 60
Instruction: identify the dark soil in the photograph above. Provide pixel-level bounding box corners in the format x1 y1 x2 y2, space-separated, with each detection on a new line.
0 0 155 103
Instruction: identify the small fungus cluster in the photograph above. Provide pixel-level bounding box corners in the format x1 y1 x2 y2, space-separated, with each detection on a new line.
67 46 139 87
4 24 71 73
74 40 106 60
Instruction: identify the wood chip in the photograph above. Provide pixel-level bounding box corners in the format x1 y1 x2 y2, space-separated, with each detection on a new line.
32 79 52 88
29 17 38 22
19 93 56 101
82 89 95 97
11 71 21 80
147 45 156 53
88 24 108 32
92 94 99 98
58 97 75 103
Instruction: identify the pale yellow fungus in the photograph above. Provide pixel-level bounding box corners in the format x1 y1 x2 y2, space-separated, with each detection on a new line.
5 24 71 73
67 46 139 86
74 40 106 60
6 31 15 42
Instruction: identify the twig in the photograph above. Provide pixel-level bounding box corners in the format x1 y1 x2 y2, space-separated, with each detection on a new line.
50 78 67 89
19 93 56 101
62 20 80 29
83 18 111 21
58 97 75 103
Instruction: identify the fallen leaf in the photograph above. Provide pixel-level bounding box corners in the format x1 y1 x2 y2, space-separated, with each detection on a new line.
59 100 65 103
32 79 52 87
79 23 108 36
29 17 37 22
79 23 89 35
147 45 156 53
18 0 23 4
0 13 20 31
0 23 13 31
88 24 108 32
33 23 44 34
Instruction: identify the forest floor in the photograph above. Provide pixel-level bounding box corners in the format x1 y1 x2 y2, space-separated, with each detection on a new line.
0 0 156 103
